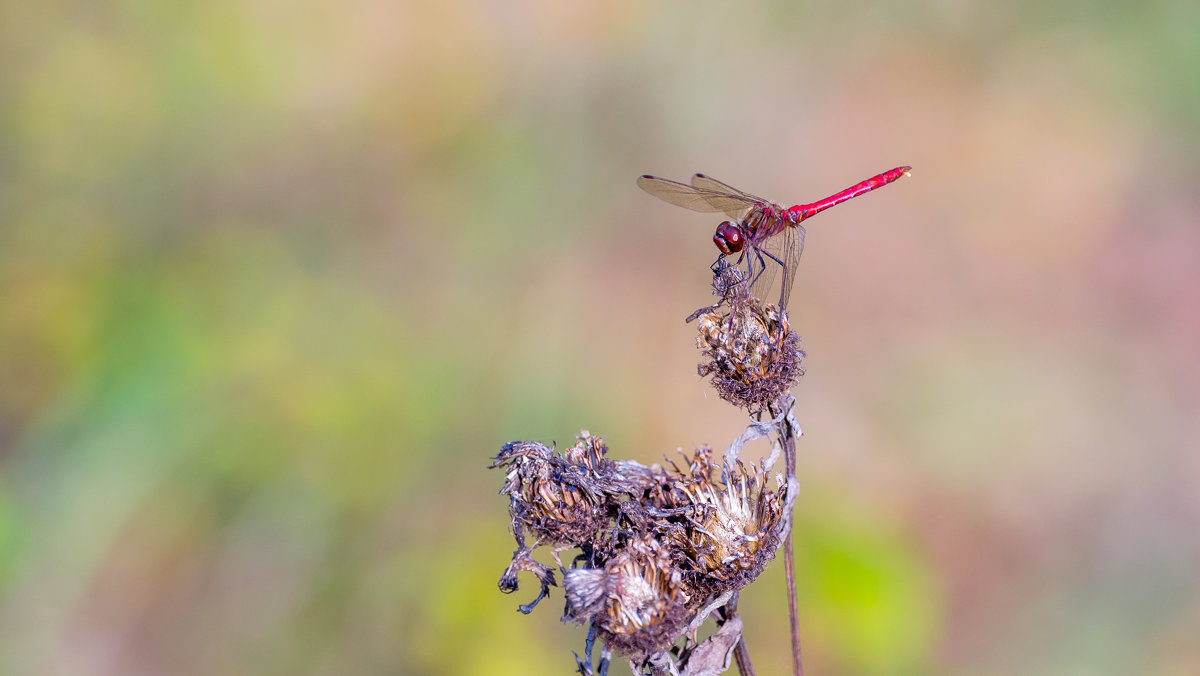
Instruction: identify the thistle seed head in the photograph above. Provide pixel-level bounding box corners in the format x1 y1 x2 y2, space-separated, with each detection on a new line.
490 432 615 546
679 461 786 594
563 536 691 659
695 294 804 413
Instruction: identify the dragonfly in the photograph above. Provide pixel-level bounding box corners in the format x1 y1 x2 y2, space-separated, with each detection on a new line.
637 166 911 311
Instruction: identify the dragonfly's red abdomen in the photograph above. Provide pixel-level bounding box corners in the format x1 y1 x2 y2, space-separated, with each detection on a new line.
787 165 912 221
713 221 745 254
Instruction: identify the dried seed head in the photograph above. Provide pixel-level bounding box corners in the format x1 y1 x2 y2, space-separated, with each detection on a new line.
490 433 614 546
695 293 804 413
634 447 789 600
563 536 690 659
680 461 786 593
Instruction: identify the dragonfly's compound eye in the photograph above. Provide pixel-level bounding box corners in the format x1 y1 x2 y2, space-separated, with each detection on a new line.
713 222 744 255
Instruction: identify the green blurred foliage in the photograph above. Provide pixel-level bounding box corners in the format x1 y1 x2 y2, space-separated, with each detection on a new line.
2 0 1199 674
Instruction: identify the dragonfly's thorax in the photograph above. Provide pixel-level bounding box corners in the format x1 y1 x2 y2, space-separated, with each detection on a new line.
740 203 791 241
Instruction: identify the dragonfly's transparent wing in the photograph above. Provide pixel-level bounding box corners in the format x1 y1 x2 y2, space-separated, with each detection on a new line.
690 174 771 204
747 224 806 311
637 175 757 219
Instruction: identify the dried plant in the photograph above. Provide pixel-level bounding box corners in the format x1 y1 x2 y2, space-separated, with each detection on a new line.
489 256 811 676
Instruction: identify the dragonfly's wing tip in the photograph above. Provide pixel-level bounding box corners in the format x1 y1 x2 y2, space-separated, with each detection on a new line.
635 174 659 189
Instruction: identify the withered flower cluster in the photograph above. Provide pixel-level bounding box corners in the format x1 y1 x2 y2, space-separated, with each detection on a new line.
492 260 807 675
694 260 804 413
491 432 789 673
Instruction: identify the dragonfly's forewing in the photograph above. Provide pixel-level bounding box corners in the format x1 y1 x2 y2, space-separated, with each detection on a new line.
637 175 757 220
690 174 770 203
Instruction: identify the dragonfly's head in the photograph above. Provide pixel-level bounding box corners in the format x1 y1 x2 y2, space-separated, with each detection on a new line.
713 221 745 255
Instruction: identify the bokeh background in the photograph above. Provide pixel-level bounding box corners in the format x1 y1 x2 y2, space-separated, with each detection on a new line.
2 1 1198 674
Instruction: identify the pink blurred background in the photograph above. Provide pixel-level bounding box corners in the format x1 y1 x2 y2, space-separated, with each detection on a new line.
1 1 1198 674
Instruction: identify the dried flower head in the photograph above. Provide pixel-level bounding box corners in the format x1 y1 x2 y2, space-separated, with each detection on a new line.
564 536 691 659
491 431 658 614
695 289 804 412
491 435 613 547
678 461 786 594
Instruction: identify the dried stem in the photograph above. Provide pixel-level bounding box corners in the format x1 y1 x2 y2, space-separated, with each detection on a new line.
770 397 803 676
726 593 756 676
732 638 755 676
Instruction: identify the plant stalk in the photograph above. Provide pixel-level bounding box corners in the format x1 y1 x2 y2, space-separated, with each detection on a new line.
773 399 803 676
726 593 756 676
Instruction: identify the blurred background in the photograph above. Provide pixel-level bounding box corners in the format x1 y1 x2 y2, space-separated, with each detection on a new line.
2 0 1198 674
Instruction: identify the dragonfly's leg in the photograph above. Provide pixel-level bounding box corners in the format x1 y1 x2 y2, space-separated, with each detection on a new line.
738 249 751 285
757 247 788 307
748 248 769 295
759 246 786 270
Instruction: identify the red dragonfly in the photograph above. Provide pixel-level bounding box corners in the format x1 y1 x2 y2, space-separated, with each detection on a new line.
637 166 911 310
